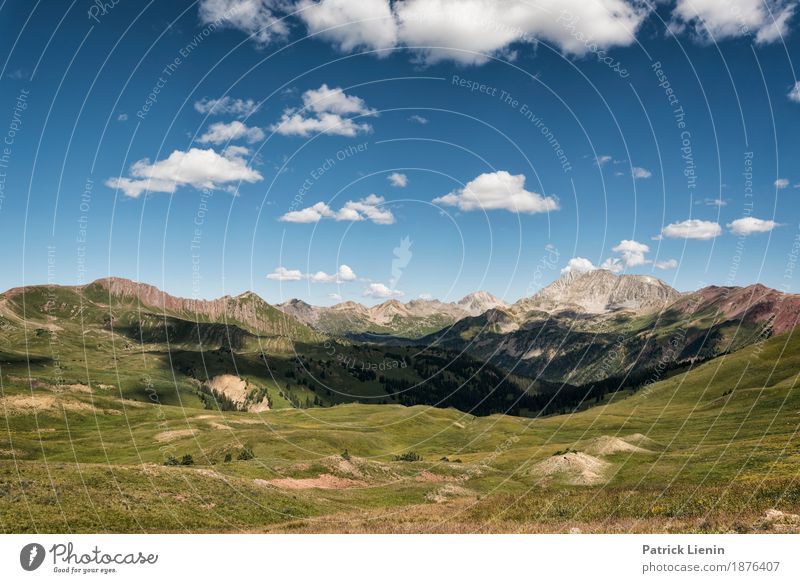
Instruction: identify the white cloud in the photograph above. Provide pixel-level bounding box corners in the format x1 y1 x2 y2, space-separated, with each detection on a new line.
654 259 678 270
329 293 343 301
612 239 650 267
632 166 652 179
117 113 128 121
363 282 404 298
194 96 260 118
775 178 790 189
394 0 647 65
198 121 265 144
198 0 289 45
106 147 262 198
271 112 372 137
280 195 394 225
594 239 657 273
789 81 800 103
408 114 428 124
433 171 559 214
755 4 795 43
728 217 782 235
659 219 722 240
268 264 358 283
271 84 375 137
297 0 398 52
309 264 358 283
266 266 304 281
561 257 596 275
672 0 796 45
595 155 612 167
204 0 647 66
302 83 377 116
418 292 433 300
387 172 408 187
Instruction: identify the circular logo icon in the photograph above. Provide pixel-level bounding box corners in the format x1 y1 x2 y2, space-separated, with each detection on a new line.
20 543 46 571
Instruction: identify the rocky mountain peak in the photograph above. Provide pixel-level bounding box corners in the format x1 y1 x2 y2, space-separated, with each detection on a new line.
457 291 508 315
519 269 680 315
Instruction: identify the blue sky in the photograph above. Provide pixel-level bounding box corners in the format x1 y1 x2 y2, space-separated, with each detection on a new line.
1 0 799 305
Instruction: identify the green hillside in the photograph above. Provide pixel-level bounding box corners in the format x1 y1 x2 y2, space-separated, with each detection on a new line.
2 327 799 533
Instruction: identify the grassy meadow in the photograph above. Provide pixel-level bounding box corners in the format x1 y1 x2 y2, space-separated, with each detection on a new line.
2 319 800 533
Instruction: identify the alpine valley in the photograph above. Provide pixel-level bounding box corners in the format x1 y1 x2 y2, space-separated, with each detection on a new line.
2 270 800 533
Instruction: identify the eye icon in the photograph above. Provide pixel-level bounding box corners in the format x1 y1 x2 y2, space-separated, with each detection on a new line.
20 543 46 571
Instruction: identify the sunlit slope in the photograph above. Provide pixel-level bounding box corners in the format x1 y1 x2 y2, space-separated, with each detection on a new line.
1 329 799 532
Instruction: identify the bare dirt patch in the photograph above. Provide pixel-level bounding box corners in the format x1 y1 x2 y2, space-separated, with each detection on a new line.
0 395 102 415
530 452 611 486
584 435 652 456
760 509 800 533
154 428 197 443
206 374 248 404
204 375 270 412
261 473 366 490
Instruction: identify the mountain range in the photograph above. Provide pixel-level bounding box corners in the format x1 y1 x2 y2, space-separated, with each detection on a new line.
277 290 507 338
1 270 798 416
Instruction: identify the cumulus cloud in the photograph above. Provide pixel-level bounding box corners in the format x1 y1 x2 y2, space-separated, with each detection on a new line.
387 172 408 187
203 0 647 65
393 0 647 65
297 0 398 52
728 217 782 235
433 171 559 214
198 0 289 45
612 239 650 267
790 82 800 103
309 264 358 283
280 195 394 225
408 114 428 124
658 219 722 240
671 0 796 45
106 147 262 198
775 178 790 189
271 84 375 137
198 121 265 144
363 282 404 298
654 259 679 270
561 257 596 275
632 166 652 179
267 264 357 283
266 266 304 281
117 113 128 121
